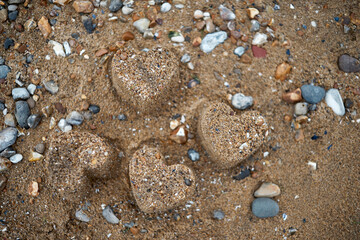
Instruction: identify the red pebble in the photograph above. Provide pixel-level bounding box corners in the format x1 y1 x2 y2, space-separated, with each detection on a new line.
251 45 267 58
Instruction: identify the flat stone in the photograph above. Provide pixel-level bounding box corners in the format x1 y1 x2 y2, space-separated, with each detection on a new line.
133 18 150 33
75 209 91 222
252 198 279 218
44 80 59 94
294 102 308 115
27 114 42 129
102 206 119 224
15 101 30 129
254 182 281 197
4 114 16 127
200 31 228 53
338 54 360 73
252 45 266 58
12 88 30 100
109 0 123 12
231 93 253 110
325 89 345 116
38 16 52 38
0 127 18 152
300 85 325 104
10 153 23 163
0 65 10 79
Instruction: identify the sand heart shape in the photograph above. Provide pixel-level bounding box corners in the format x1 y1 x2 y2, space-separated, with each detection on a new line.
111 47 179 112
198 102 268 169
129 146 195 213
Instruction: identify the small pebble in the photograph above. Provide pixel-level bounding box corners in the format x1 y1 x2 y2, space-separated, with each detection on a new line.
344 98 353 108
44 80 59 95
8 11 18 21
4 38 14 50
338 54 360 73
294 102 308 115
102 206 120 224
160 2 171 12
200 31 228 53
254 182 281 198
29 151 44 162
10 153 23 163
12 88 30 100
250 20 260 32
275 62 292 81
282 88 302 103
219 5 235 21
213 210 225 220
187 149 200 162
15 101 30 128
0 127 18 152
234 47 245 57
82 16 96 34
75 209 91 222
0 175 7 191
181 54 191 63
27 114 42 129
4 114 16 127
251 198 279 218
231 93 253 110
0 157 11 172
58 119 72 132
0 65 10 79
27 84 36 95
325 89 345 116
300 85 325 104
0 147 16 158
133 18 150 33
252 32 267 45
109 0 123 12
49 40 65 57
34 143 45 154
89 104 100 114
193 10 203 19
66 111 84 125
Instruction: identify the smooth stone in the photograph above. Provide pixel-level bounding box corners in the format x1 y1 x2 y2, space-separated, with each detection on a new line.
34 143 45 154
122 6 133 15
325 89 345 116
102 206 119 224
171 35 184 43
160 2 171 12
27 84 36 95
251 198 279 218
4 38 14 50
44 80 59 94
200 31 228 53
0 102 5 111
66 111 84 125
252 32 267 45
0 65 10 79
344 98 353 108
234 47 245 57
250 20 260 32
58 119 72 132
8 5 18 11
109 0 123 12
187 148 200 162
254 182 281 198
8 10 18 21
12 88 30 100
133 18 150 33
49 40 65 57
27 114 42 129
0 147 16 158
181 54 191 63
9 153 23 163
338 54 360 73
75 209 91 222
4 114 16 127
88 104 100 114
8 0 25 4
26 98 36 109
231 93 253 110
213 209 225 220
219 5 235 21
300 85 325 104
294 102 308 115
0 127 18 152
15 101 30 129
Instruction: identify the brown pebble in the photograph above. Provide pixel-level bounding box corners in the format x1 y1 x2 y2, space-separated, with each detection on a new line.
275 62 292 81
284 114 292 122
282 88 302 103
0 175 7 191
70 73 77 79
27 97 36 109
38 16 52 38
295 115 308 124
130 227 139 235
295 129 304 141
14 23 24 32
54 102 66 114
169 125 188 144
146 6 157 21
240 53 252 64
72 0 94 13
95 48 108 57
122 32 135 41
192 37 202 47
28 181 39 197
80 101 89 111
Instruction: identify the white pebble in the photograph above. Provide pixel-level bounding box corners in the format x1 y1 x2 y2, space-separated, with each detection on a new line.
49 40 65 57
10 154 23 164
311 21 317 27
252 32 268 45
160 2 172 13
325 89 345 116
194 10 204 19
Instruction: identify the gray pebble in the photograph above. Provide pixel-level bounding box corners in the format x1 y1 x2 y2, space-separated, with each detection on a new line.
187 149 200 162
213 209 225 220
102 206 119 224
15 101 30 129
43 80 59 95
8 5 18 11
140 229 148 233
200 31 228 53
0 147 16 158
0 65 10 79
0 127 17 152
123 221 135 228
4 114 16 127
27 84 36 95
12 88 30 100
8 11 18 21
300 85 325 104
109 0 123 12
0 102 5 111
180 54 191 63
58 119 72 132
89 104 100 114
231 93 253 110
9 153 22 163
117 114 127 121
34 143 45 154
8 0 25 4
250 20 260 32
294 102 308 115
66 111 84 125
27 114 42 129
338 54 360 73
251 198 279 218
75 209 91 223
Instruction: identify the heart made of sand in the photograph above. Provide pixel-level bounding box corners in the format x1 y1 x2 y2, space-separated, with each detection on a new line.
129 146 195 213
198 102 268 169
111 47 179 113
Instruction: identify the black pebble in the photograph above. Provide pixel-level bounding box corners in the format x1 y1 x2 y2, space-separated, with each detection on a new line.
8 11 18 21
233 168 250 180
344 98 353 108
89 104 100 114
4 38 15 50
83 17 96 34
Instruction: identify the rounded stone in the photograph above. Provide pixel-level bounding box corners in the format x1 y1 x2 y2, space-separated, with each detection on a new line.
231 93 253 110
102 206 119 224
66 111 84 125
251 198 279 218
294 102 308 115
200 31 228 53
0 127 18 152
15 101 30 129
213 209 225 220
338 54 360 73
300 85 325 104
254 182 281 198
12 88 30 100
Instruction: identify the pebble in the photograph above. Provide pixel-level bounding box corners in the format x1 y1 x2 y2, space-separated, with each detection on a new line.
213 209 225 220
102 206 119 224
251 198 279 218
4 38 14 50
66 111 84 125
44 80 59 95
250 20 260 32
0 175 7 191
15 101 30 128
29 151 43 162
234 47 245 57
27 84 36 95
294 102 308 115
0 9 6 23
122 31 135 41
252 32 267 45
344 98 353 108
0 157 11 172
0 65 10 79
75 209 91 222
0 147 16 158
72 0 94 13
55 102 66 114
171 34 185 43
282 88 302 103
251 45 266 58
109 0 123 12
247 7 259 19
133 18 150 33
254 182 281 198
194 10 203 19
187 149 200 162
4 114 16 127
82 16 96 34
49 40 65 57
181 54 191 63
160 2 171 12
28 181 39 197
8 5 18 11
170 125 188 144
0 101 5 111
325 89 345 116
89 104 100 114
122 6 133 15
300 85 325 104
338 54 360 73
10 153 23 163
219 5 235 21
233 168 250 180
12 88 30 100
27 114 42 128
231 93 253 110
8 10 18 21
63 41 71 56
200 31 228 53
0 127 18 152
58 119 72 132
38 16 52 38
275 62 292 81
34 143 45 154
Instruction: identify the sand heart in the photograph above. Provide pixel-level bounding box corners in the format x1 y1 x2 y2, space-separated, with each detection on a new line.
111 47 179 113
198 102 268 169
129 146 195 213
